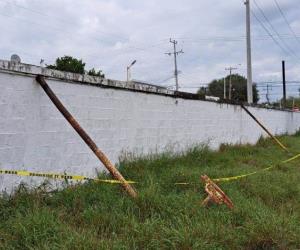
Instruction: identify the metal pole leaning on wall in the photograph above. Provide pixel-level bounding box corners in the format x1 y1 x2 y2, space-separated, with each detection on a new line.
241 104 289 152
36 75 137 198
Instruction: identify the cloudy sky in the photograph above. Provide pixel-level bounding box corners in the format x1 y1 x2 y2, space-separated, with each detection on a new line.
0 0 299 102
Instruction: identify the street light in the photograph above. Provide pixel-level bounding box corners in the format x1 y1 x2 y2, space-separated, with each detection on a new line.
127 60 137 83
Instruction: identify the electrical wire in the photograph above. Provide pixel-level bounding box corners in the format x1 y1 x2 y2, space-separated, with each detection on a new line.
273 0 300 46
0 0 127 42
1 0 300 88
251 10 291 56
253 0 300 61
174 34 300 43
0 1 169 56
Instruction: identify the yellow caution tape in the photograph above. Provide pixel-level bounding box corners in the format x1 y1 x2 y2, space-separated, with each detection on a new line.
2 152 300 186
0 169 187 186
0 169 136 184
281 152 300 163
212 166 274 182
212 152 300 183
174 152 300 185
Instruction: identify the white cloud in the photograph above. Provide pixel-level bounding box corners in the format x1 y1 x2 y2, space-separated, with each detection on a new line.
0 0 299 102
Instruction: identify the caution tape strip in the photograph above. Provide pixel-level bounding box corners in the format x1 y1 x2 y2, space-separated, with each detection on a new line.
0 169 136 184
174 152 300 185
212 152 300 183
2 151 300 186
0 169 189 186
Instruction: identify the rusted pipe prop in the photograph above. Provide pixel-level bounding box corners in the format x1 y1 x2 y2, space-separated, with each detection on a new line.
36 75 137 198
201 175 234 209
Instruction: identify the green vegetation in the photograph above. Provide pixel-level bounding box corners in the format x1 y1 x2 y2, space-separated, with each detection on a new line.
0 135 300 249
198 74 259 103
269 96 300 110
87 68 105 78
47 56 86 74
47 56 105 77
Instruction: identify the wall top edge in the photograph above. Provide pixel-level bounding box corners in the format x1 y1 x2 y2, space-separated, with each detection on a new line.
0 59 297 113
0 59 177 96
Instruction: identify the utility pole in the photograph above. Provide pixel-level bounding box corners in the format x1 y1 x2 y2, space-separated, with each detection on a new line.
266 84 271 104
263 84 272 104
165 38 184 91
225 67 237 100
223 77 226 99
282 60 286 107
245 0 253 104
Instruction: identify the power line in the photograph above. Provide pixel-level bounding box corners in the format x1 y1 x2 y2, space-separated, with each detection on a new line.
257 85 300 88
0 0 72 24
256 80 300 83
273 0 300 46
2 0 300 59
174 35 300 44
253 0 300 61
175 34 300 40
0 0 128 43
0 1 169 56
0 10 174 71
259 92 299 96
174 81 300 89
151 74 175 84
251 9 292 57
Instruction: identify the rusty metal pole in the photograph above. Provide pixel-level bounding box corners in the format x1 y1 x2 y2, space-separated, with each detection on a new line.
241 104 289 153
36 75 137 198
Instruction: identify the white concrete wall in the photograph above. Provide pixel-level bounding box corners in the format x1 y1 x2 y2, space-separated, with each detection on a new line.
1 68 300 192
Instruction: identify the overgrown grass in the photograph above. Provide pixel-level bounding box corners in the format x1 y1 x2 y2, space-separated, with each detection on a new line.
0 135 300 249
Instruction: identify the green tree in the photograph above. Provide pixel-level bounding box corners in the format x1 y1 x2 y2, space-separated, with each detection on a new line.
197 87 206 99
47 56 105 77
87 68 105 78
47 56 85 74
199 74 259 103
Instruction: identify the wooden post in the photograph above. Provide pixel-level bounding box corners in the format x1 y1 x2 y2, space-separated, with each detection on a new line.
36 75 137 198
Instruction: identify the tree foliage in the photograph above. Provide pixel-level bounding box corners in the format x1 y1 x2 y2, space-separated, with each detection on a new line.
47 56 85 74
197 87 206 99
47 56 105 78
198 74 259 103
87 68 105 78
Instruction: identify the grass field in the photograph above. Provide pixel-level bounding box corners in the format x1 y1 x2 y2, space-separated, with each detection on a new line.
0 134 299 249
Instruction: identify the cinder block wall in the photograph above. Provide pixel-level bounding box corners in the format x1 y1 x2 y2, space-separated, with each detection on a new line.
1 61 300 192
